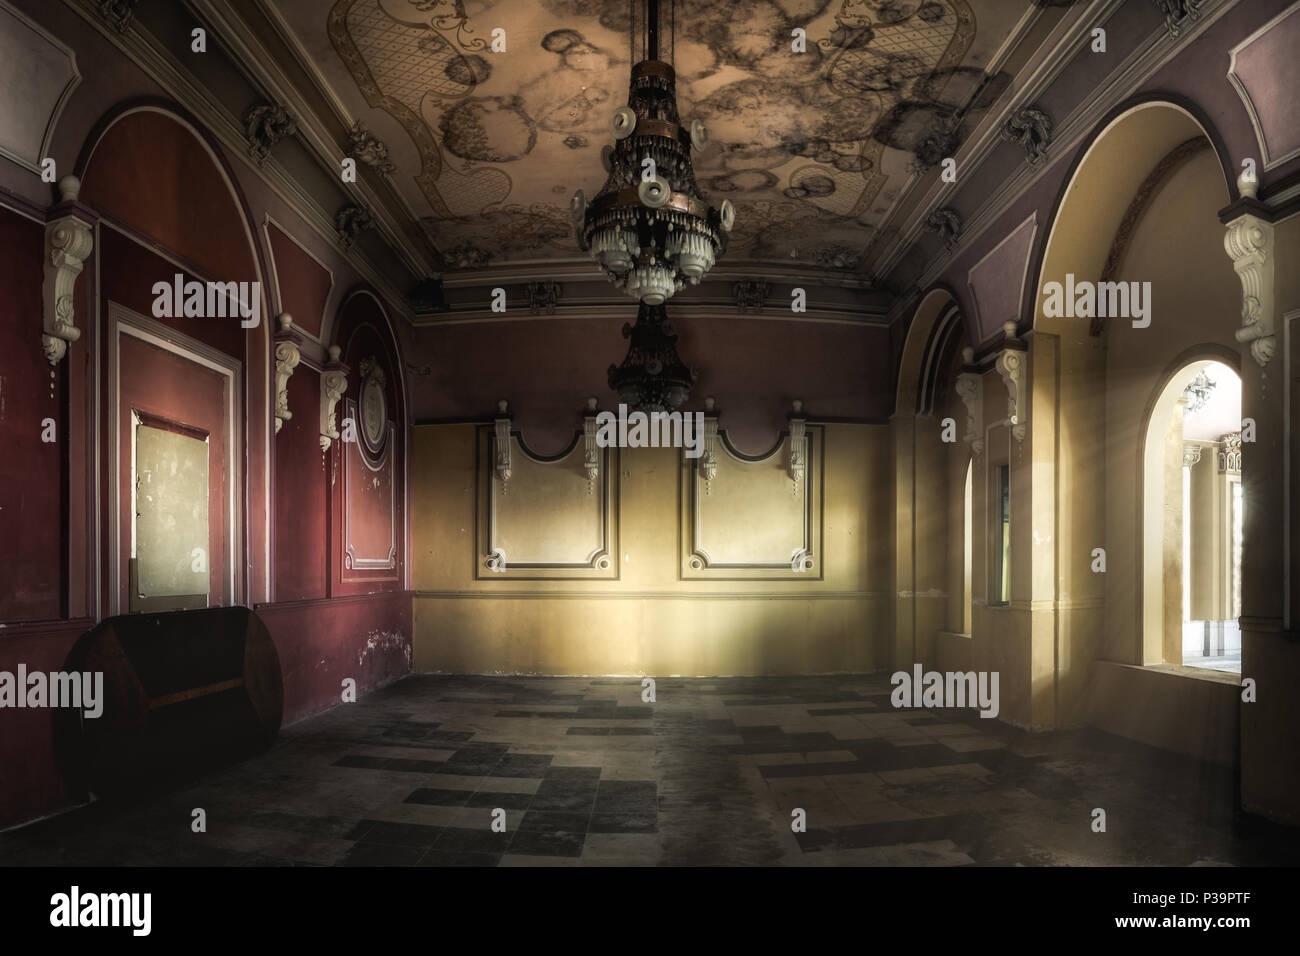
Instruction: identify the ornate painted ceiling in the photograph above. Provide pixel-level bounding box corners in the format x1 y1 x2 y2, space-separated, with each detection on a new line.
274 0 1026 274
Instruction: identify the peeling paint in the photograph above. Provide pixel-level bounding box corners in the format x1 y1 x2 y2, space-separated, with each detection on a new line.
357 628 412 669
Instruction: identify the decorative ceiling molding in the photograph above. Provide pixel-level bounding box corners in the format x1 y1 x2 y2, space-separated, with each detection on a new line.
61 0 421 323
880 0 1236 300
186 0 440 271
870 0 1127 284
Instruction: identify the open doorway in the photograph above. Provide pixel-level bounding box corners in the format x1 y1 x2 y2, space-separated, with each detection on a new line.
1143 360 1242 673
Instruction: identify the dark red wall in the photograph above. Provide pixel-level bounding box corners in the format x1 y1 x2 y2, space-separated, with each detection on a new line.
274 365 328 602
411 314 892 457
0 208 62 622
81 110 256 285
0 106 411 831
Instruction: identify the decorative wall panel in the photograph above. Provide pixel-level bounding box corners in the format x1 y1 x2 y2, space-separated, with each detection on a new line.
342 397 397 575
476 426 618 580
680 426 824 580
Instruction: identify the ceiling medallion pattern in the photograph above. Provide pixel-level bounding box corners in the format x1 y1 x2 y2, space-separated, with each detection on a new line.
324 0 987 271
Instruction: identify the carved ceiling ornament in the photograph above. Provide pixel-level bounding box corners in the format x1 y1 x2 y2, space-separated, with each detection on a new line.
335 204 374 249
97 0 136 33
320 346 347 452
925 207 963 252
1001 106 1053 166
734 279 770 314
243 102 298 166
527 279 561 315
1224 176 1275 369
346 119 395 174
42 177 94 367
1154 0 1205 38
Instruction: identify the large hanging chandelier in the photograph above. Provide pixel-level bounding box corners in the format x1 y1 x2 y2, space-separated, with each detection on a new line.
608 301 697 411
571 0 734 305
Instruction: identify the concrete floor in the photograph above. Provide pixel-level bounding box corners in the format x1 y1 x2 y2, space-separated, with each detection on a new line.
2 673 1297 866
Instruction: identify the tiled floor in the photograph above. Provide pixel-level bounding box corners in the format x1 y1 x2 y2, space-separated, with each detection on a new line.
2 674 1297 866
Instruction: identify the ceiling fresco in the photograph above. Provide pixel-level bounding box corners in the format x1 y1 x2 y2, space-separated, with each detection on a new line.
300 0 1022 272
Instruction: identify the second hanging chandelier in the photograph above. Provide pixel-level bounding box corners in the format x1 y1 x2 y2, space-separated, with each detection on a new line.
571 0 734 305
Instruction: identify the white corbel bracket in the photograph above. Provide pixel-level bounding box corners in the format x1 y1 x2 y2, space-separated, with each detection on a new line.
788 399 807 490
1223 187 1275 368
494 400 512 491
698 397 719 492
583 397 599 493
42 177 94 367
319 345 347 452
273 313 300 435
954 347 984 457
994 344 1026 445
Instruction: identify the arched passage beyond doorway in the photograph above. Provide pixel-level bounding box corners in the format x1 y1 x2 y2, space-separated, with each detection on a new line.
1142 359 1243 672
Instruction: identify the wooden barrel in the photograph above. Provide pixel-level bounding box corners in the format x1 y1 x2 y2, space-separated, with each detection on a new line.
57 606 283 798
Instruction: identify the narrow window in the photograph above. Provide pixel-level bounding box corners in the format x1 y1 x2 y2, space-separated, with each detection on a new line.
994 464 1010 605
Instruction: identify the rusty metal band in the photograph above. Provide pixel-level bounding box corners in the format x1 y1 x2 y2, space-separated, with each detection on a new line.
589 188 714 219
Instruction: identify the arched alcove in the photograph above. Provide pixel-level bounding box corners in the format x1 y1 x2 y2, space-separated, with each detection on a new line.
78 103 272 612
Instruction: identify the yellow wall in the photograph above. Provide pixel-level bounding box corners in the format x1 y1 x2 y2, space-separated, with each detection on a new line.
411 422 893 675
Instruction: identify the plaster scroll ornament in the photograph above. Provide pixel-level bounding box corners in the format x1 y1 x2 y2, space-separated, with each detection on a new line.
994 348 1026 444
1223 210 1275 369
788 400 807 491
43 186 94 367
319 346 347 452
494 401 512 492
954 365 984 457
273 327 301 435
243 103 298 166
698 398 718 492
583 398 600 493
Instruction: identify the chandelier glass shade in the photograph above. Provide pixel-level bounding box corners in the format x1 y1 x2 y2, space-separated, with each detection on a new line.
572 0 733 305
